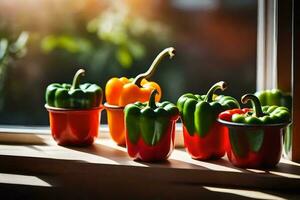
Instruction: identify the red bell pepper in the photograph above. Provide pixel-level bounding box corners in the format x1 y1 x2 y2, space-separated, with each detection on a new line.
183 123 227 160
126 124 176 162
177 81 240 160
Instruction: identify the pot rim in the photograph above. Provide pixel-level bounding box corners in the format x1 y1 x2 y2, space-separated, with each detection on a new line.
104 102 125 110
45 104 104 112
217 118 291 128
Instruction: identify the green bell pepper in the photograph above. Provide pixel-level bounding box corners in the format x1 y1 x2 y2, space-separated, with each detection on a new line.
255 89 292 154
45 69 103 109
231 94 290 124
255 89 292 110
124 89 179 146
177 81 240 137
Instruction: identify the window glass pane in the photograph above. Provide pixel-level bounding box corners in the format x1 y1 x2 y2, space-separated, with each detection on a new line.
0 0 257 125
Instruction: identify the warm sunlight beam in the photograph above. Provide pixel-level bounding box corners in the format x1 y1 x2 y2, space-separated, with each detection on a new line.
0 173 52 187
170 149 242 172
203 186 287 200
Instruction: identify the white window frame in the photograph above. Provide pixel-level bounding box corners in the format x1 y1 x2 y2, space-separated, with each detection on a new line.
256 0 278 90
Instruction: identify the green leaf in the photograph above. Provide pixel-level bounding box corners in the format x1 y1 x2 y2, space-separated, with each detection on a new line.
116 48 132 68
127 40 145 59
41 35 91 53
41 35 57 53
0 39 8 61
9 31 29 56
58 36 80 53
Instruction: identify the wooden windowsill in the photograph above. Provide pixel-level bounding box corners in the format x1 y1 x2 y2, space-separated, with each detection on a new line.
1 130 300 199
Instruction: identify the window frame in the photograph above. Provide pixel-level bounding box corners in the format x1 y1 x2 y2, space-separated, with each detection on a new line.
0 0 299 161
291 0 300 162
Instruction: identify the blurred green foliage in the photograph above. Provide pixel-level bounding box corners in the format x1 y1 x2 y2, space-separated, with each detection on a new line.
41 35 92 54
0 0 257 125
0 32 29 108
41 2 171 69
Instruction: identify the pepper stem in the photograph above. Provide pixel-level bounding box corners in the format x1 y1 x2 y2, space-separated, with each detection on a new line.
241 94 265 117
204 81 227 102
133 47 175 87
71 69 85 91
148 89 159 109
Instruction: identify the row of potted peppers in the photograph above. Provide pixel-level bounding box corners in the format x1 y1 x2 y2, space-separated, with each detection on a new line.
45 47 291 168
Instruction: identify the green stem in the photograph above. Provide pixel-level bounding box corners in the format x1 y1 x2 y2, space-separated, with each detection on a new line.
204 81 227 102
133 47 175 87
241 94 265 117
148 89 159 109
71 69 85 91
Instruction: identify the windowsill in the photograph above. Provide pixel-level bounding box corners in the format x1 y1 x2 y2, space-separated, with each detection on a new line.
1 128 300 198
0 124 185 146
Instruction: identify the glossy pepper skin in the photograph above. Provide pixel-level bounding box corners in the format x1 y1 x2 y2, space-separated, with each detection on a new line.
105 47 175 145
229 94 290 124
106 47 175 106
46 69 103 109
177 81 240 160
255 89 292 110
218 94 291 168
255 89 292 156
124 90 179 161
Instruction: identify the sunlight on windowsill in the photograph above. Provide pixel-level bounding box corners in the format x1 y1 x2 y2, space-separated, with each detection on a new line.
0 173 52 187
203 186 287 200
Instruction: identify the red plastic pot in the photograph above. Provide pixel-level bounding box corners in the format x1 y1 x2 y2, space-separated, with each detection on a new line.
183 122 226 160
45 104 103 146
125 120 177 162
218 118 289 168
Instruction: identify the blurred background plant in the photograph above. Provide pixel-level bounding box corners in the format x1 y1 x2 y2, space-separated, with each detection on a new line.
41 1 171 70
0 0 257 125
0 32 29 108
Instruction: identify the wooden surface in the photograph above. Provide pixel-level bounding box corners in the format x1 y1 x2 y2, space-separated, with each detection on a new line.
1 134 300 199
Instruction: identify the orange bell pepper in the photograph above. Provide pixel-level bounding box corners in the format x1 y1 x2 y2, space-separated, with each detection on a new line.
105 47 175 145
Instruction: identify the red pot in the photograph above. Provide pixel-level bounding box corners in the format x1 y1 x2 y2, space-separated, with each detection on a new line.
45 104 103 146
125 121 177 162
218 118 289 168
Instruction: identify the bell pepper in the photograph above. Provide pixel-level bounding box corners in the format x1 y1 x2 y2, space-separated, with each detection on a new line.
255 89 292 110
177 81 240 160
218 94 291 168
255 89 292 156
46 69 103 109
105 47 175 145
45 69 104 146
124 89 179 161
225 94 290 124
106 47 175 106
